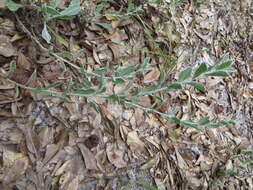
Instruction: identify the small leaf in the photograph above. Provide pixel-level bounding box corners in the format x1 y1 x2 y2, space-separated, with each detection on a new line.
215 60 233 70
193 63 207 79
178 68 192 82
42 23 51 44
8 61 16 73
5 0 23 11
187 81 205 92
166 83 182 90
206 71 229 77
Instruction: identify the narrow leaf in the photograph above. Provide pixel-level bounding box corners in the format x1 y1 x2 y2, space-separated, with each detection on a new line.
46 82 62 89
69 89 96 96
112 77 125 84
178 68 192 82
197 117 210 126
215 60 233 70
41 5 60 15
8 61 16 73
49 28 68 47
166 83 182 90
206 71 229 77
180 120 200 130
59 96 74 103
94 22 112 30
42 23 51 44
139 85 158 95
187 81 205 93
119 65 136 77
193 63 207 79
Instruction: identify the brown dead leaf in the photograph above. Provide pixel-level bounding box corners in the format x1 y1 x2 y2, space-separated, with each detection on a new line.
143 67 160 84
17 51 32 70
108 43 127 61
18 123 40 157
126 131 146 151
78 143 98 170
11 68 33 85
106 143 127 168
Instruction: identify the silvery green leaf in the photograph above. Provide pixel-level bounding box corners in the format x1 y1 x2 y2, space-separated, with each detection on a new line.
59 0 80 17
59 96 74 103
112 77 125 84
41 5 60 15
42 23 51 44
5 0 23 11
193 63 207 79
187 81 205 93
180 120 200 130
206 71 229 77
139 85 158 95
118 65 136 76
197 117 210 126
69 89 96 96
166 83 182 90
94 22 112 30
178 68 192 82
46 82 62 89
215 60 233 70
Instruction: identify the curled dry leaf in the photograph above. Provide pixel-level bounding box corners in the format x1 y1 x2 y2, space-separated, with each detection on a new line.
106 143 127 168
126 131 145 151
143 67 160 84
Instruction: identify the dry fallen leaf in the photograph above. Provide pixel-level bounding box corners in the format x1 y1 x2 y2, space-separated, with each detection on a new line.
0 35 16 57
106 143 127 168
126 131 145 151
143 67 160 84
78 143 98 170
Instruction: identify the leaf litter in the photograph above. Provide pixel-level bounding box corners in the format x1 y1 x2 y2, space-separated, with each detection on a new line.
0 0 252 189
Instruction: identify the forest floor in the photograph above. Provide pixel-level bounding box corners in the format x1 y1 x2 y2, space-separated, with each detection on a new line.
0 0 253 189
